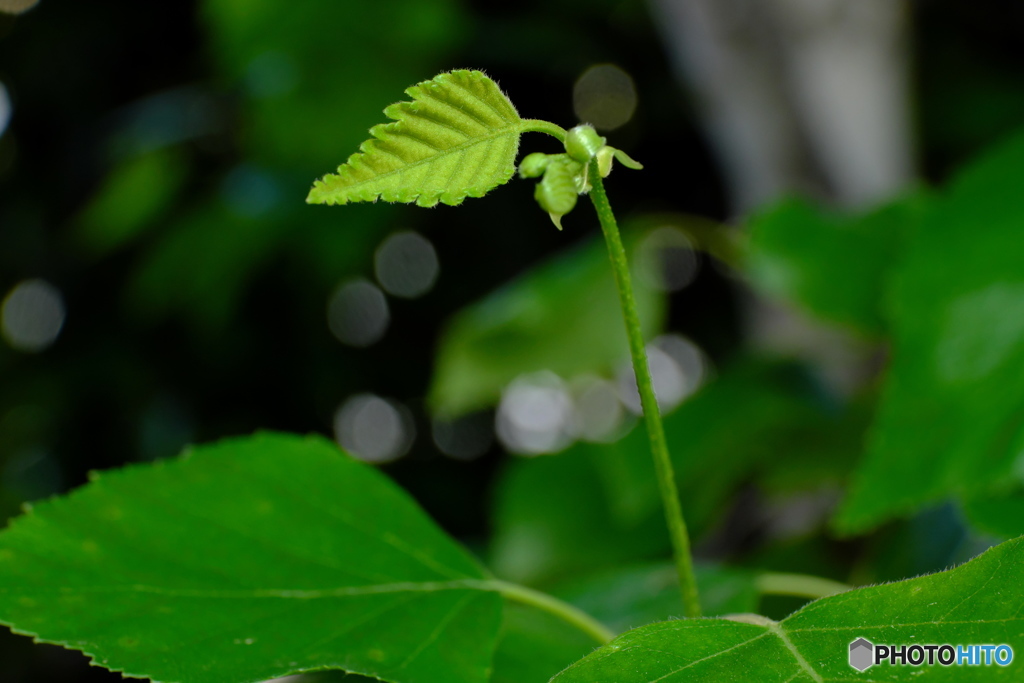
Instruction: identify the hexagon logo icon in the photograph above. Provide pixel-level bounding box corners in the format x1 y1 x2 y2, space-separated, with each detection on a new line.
849 638 874 671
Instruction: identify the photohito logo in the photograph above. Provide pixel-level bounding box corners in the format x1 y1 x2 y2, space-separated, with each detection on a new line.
849 638 1014 671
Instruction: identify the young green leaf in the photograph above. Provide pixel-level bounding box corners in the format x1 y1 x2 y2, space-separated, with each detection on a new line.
307 70 524 208
0 432 502 683
534 155 583 229
552 536 1024 682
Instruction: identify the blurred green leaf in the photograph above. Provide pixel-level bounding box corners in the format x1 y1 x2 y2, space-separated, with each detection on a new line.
74 149 188 256
856 504 976 587
490 601 595 683
125 0 471 334
127 202 281 335
489 359 842 585
962 491 1024 539
666 360 838 532
745 191 928 336
429 231 666 418
755 395 870 495
0 432 501 683
552 536 1024 683
553 563 759 634
202 0 468 170
488 443 670 585
837 129 1024 533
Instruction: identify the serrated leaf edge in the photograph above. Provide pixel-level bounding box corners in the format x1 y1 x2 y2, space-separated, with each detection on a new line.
307 70 524 208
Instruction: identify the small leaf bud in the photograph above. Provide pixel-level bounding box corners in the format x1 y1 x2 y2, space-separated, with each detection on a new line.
564 125 606 164
519 152 552 178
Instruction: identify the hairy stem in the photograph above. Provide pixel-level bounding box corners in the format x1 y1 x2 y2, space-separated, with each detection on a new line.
493 580 615 644
756 572 852 600
520 119 568 142
587 159 701 618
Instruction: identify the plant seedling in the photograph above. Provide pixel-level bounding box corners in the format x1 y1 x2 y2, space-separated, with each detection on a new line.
1 69 1022 683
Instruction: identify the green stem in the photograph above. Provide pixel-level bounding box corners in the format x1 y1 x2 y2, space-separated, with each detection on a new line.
493 580 615 644
755 572 852 600
586 159 701 618
520 119 567 142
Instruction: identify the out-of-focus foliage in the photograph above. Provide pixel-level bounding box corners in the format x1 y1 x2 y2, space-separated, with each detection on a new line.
490 602 595 683
429 229 664 418
552 563 760 631
74 149 189 257
962 492 1024 539
745 191 928 337
489 436 670 586
489 359 849 585
125 0 470 337
836 130 1024 533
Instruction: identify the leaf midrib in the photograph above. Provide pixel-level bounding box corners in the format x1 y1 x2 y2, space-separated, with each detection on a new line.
768 621 823 683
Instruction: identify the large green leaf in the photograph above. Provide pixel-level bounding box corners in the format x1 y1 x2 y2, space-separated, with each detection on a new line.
0 432 502 683
429 231 665 418
308 70 524 208
745 191 927 336
837 129 1024 532
553 537 1024 682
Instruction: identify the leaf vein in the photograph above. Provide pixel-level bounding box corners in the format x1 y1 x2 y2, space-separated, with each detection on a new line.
771 622 823 683
399 592 476 669
331 126 519 199
645 631 769 683
445 75 513 122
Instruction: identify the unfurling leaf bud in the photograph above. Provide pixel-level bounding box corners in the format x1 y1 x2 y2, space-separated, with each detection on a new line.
519 152 552 178
564 125 606 164
534 156 580 230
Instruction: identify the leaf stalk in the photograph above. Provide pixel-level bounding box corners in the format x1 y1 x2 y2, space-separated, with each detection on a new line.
755 572 851 600
586 158 702 618
493 580 615 644
520 119 568 142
